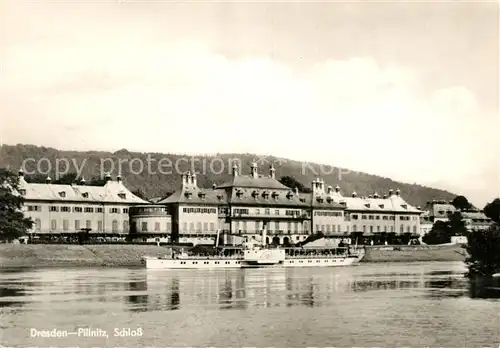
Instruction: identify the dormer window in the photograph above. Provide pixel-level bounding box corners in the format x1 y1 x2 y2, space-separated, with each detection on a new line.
365 203 370 208
316 197 324 203
272 192 279 199
217 194 223 200
19 189 26 196
286 192 293 200
300 198 306 203
236 190 243 198
59 191 66 198
401 204 407 209
198 192 206 199
262 191 269 199
82 192 89 198
379 204 385 209
118 193 126 199
326 197 332 203
340 201 347 206
184 192 192 199
251 190 258 198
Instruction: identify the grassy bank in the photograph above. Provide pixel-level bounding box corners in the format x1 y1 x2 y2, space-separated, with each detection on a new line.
0 244 171 268
0 243 467 268
362 244 467 263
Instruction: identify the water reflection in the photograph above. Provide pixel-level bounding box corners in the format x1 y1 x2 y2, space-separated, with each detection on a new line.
1 263 500 314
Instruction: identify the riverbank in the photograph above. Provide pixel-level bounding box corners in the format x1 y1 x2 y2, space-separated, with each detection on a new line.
0 243 467 268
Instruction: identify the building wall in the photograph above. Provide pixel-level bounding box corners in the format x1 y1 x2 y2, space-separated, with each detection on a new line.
177 204 219 235
129 206 172 235
24 202 132 234
347 211 420 235
312 209 345 235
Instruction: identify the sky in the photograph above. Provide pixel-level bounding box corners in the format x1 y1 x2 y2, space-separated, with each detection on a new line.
0 0 499 207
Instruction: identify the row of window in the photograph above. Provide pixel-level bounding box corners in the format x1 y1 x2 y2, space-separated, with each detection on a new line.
42 206 128 214
233 221 310 232
138 222 172 232
181 222 217 233
131 207 166 213
182 207 217 214
314 211 343 217
350 214 416 221
32 219 128 232
350 225 418 234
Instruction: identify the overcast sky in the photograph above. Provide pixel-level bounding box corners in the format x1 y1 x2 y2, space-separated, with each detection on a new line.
1 0 498 207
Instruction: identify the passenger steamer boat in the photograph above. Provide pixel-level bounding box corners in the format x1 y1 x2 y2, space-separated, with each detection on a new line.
143 232 365 269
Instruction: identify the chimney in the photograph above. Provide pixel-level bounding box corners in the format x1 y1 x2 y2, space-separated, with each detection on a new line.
232 164 238 176
327 185 333 194
181 173 187 189
294 187 299 195
269 164 275 179
383 194 387 199
80 177 86 185
192 173 197 187
45 176 52 184
396 188 400 196
373 192 379 199
186 171 192 186
212 183 217 190
368 195 373 199
104 172 111 182
335 185 340 193
116 174 122 183
352 191 357 198
251 162 258 178
388 189 393 196
18 168 24 177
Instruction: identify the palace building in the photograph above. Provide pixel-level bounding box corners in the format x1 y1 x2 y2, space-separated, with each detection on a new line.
16 163 423 245
153 163 422 245
18 169 148 237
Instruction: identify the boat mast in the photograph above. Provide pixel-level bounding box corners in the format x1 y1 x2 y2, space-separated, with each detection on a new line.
215 229 220 248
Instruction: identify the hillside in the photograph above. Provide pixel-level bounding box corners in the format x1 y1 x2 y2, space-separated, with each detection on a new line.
0 144 456 207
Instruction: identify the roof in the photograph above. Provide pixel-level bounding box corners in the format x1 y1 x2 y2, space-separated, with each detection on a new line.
158 187 228 205
217 174 290 190
18 176 149 204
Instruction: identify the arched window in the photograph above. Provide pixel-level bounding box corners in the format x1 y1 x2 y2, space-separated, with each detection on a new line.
400 225 404 233
51 219 57 231
123 221 129 233
112 220 118 233
190 222 195 232
407 225 411 233
35 218 41 231
196 222 202 232
413 226 417 234
63 219 69 231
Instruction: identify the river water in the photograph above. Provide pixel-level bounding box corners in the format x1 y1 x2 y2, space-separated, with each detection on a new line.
0 261 499 348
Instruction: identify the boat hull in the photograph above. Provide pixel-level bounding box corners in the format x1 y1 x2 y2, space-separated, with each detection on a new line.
144 255 363 269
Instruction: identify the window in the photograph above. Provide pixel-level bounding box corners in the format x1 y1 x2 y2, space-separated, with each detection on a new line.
210 222 214 231
123 208 128 214
86 220 92 229
390 226 394 233
400 225 404 233
275 221 279 231
265 208 270 215
363 225 366 233
352 214 359 220
142 222 148 232
332 225 336 233
204 222 208 231
59 191 66 198
75 220 80 230
74 207 82 213
50 206 58 212
346 225 350 233
196 222 202 233
370 226 373 233
413 226 417 234
369 215 374 220
321 224 325 232
275 209 279 215
326 225 331 233
61 206 70 212
84 207 94 213
242 221 247 231
110 208 120 214
190 223 195 232
112 220 118 233
353 224 357 232
362 215 367 220
98 221 103 231
167 222 171 232
155 222 160 231
303 221 309 232
288 222 292 232
377 226 380 233
35 218 41 231
407 226 411 233
294 222 299 232
255 209 260 215
383 216 388 220
118 193 126 199
376 216 380 220
63 219 69 231
51 219 57 231
183 222 187 232
97 208 103 213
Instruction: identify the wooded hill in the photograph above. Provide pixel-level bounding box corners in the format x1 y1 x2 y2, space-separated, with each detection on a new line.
0 144 457 207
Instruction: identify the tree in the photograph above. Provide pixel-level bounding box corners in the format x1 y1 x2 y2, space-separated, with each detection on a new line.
484 198 500 224
89 176 107 186
279 176 312 193
464 224 500 278
422 220 452 245
0 169 33 241
451 195 472 211
54 172 79 185
448 211 468 236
